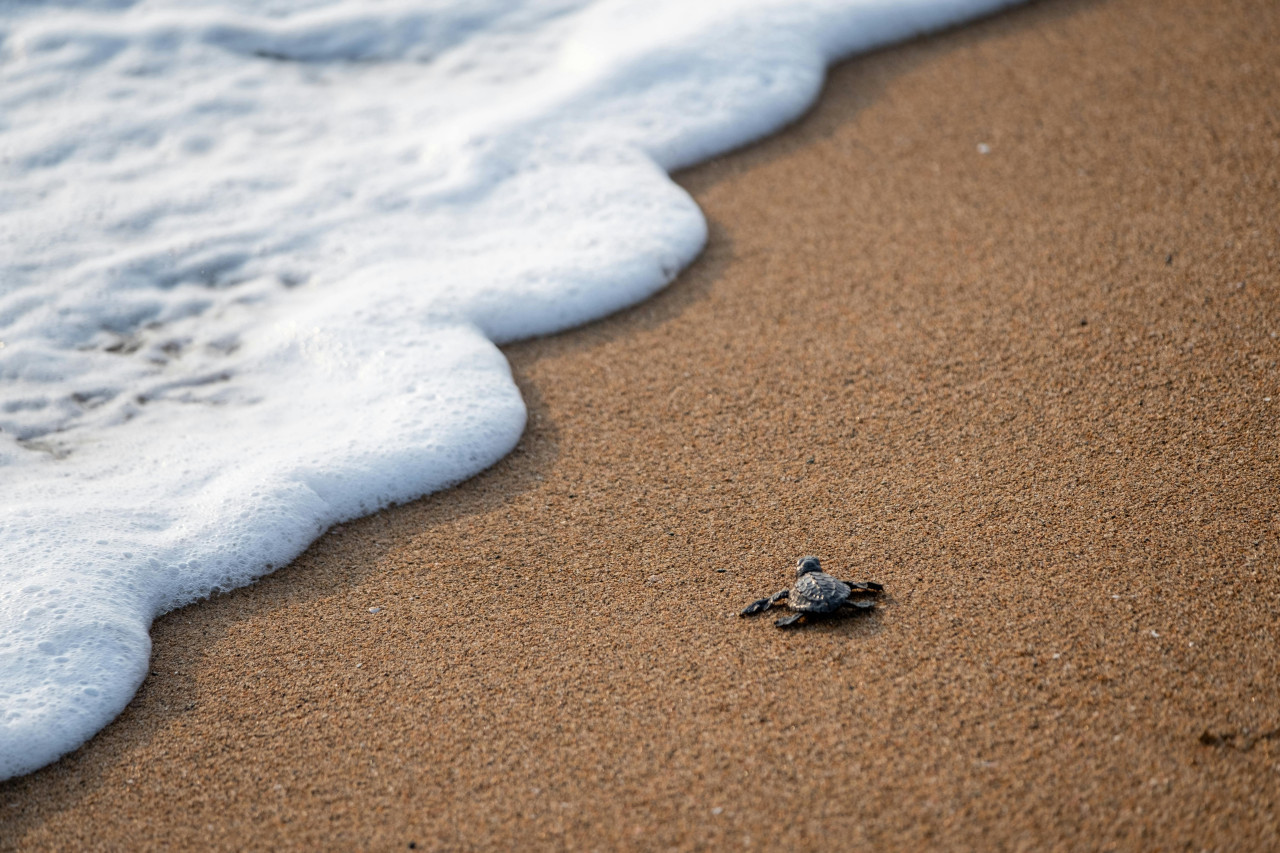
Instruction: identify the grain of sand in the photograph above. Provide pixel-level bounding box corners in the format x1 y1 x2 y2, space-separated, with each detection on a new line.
3 0 1279 848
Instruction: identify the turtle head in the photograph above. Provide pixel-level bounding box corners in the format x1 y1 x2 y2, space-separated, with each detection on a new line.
795 556 822 577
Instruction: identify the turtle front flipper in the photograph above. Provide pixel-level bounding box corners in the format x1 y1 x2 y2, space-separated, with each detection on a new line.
740 588 789 617
774 612 806 628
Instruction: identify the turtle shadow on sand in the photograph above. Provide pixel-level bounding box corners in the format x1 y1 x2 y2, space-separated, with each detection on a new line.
739 556 884 629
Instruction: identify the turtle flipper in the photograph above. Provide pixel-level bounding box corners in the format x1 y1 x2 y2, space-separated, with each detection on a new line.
841 599 876 611
841 580 884 596
740 589 789 617
774 612 806 628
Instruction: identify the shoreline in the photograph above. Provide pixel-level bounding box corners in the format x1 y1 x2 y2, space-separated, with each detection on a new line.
5 0 1279 848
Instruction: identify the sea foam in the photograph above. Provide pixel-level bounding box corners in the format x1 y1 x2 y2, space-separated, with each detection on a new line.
0 0 1016 779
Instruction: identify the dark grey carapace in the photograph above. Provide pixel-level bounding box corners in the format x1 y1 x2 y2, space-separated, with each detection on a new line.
740 556 883 628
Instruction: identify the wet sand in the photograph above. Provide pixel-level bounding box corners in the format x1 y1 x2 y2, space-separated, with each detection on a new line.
4 0 1279 848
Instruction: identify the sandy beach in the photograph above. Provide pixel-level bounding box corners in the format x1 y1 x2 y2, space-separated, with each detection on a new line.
4 0 1278 848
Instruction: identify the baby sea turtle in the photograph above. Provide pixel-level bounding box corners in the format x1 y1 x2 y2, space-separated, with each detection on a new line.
740 556 883 628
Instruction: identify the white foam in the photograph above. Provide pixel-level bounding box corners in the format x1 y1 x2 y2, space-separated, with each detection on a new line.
0 0 1018 779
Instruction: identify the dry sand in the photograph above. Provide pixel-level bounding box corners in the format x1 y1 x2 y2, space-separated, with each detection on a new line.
4 0 1279 848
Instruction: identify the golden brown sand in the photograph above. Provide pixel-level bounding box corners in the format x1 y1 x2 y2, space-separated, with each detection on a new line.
4 0 1278 848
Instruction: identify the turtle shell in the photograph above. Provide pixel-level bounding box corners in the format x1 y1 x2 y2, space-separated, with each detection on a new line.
789 571 851 613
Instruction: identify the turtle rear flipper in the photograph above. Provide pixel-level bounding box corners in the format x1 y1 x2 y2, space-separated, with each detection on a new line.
842 599 876 611
774 613 806 628
841 580 883 594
